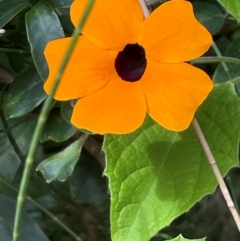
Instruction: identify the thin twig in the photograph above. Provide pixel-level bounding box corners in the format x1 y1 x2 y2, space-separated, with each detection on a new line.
192 118 240 232
211 42 232 79
191 56 240 66
138 0 150 18
0 178 82 241
227 75 240 85
12 1 96 240
0 48 30 54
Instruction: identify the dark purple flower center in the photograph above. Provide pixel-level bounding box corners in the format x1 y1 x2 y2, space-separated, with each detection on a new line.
114 43 147 82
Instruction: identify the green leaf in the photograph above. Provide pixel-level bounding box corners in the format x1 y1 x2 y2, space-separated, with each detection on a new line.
0 53 14 86
193 2 224 35
103 83 240 241
48 0 74 33
13 115 39 155
61 101 74 124
0 131 20 193
3 68 46 119
41 111 77 142
36 135 88 183
7 52 33 73
215 36 232 54
61 102 93 134
170 235 206 241
0 53 12 71
0 195 50 241
26 1 64 80
49 150 108 205
0 115 38 193
5 29 31 50
217 0 240 22
213 38 240 93
0 0 31 28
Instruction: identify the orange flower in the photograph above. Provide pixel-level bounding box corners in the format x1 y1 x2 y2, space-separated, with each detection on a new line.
44 0 213 134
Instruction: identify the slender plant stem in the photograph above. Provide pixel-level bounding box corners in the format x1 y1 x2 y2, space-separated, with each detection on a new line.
192 118 240 232
0 115 30 134
211 42 232 79
12 1 96 240
0 178 82 241
227 75 240 85
138 0 150 17
0 48 30 54
191 56 240 66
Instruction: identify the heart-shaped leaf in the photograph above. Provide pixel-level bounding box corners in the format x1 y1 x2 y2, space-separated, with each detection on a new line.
104 83 240 241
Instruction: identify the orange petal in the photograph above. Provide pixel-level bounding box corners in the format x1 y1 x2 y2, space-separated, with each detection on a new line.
71 79 147 134
139 0 212 63
44 36 117 101
70 0 143 50
140 61 213 131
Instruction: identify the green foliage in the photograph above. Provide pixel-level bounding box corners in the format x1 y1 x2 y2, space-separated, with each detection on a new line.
193 2 224 35
61 101 74 124
0 115 38 193
26 1 65 79
217 0 240 22
213 38 240 92
41 111 77 142
36 135 88 183
104 84 240 241
49 149 109 205
3 68 46 118
0 195 50 241
0 0 31 28
0 131 20 194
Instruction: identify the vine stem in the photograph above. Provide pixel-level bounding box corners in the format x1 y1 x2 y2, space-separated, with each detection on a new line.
0 47 30 54
12 0 96 240
0 178 83 241
227 75 240 85
211 42 232 79
192 118 240 232
138 0 150 17
191 56 240 66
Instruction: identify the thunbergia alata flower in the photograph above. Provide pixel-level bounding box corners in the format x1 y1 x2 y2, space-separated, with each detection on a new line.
44 0 213 134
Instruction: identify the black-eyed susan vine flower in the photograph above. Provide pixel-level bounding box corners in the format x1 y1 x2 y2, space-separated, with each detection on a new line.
44 0 213 134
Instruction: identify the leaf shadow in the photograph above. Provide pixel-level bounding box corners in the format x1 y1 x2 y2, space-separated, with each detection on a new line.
146 129 207 209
